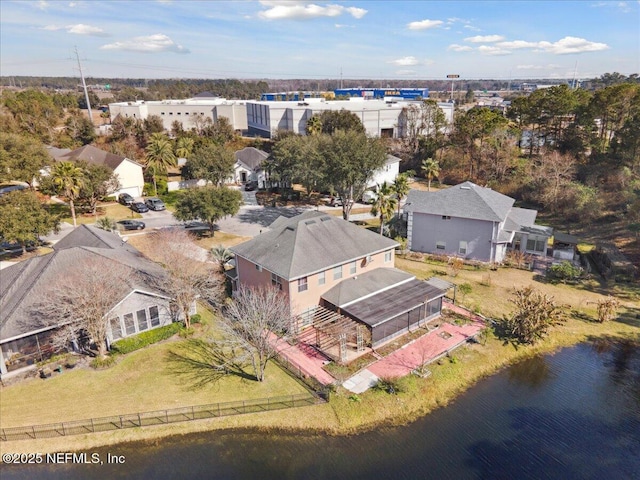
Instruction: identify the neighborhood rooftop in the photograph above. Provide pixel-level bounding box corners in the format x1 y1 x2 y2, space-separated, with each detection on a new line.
231 210 398 280
404 181 515 222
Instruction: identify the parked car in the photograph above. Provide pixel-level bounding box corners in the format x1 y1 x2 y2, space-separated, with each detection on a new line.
117 220 145 231
184 221 212 236
130 202 149 213
145 197 166 211
0 184 28 196
0 239 38 256
118 193 135 206
329 196 353 207
361 190 378 204
244 181 258 191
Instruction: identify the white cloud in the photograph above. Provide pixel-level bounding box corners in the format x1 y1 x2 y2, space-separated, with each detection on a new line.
496 40 538 49
478 45 511 56
465 35 504 43
37 1 49 10
463 25 481 31
42 25 62 31
407 19 443 30
66 24 109 36
101 34 190 54
390 56 419 66
536 36 609 54
448 44 473 52
334 23 354 29
257 2 367 20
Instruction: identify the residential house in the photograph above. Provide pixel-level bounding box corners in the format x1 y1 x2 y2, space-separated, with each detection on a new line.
404 181 552 263
229 211 446 354
0 226 173 375
233 147 269 187
49 144 145 198
362 154 401 202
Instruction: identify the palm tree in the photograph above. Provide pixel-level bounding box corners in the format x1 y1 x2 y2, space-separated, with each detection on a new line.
145 133 176 196
210 244 234 273
96 216 116 232
51 161 85 227
370 182 398 235
305 115 323 136
175 136 194 160
391 173 411 218
421 157 440 191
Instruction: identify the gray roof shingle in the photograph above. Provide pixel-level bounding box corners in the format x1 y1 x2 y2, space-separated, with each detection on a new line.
0 228 167 342
235 147 268 171
231 211 398 280
321 268 414 308
56 145 139 170
404 181 515 222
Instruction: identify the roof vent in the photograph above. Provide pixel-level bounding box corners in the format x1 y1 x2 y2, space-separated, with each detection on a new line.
460 186 471 190
320 216 331 222
286 226 295 231
304 220 316 225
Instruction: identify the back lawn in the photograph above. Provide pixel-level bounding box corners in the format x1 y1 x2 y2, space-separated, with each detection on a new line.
0 309 308 428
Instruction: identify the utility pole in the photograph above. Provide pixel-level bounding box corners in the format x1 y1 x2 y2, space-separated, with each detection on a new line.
75 46 93 124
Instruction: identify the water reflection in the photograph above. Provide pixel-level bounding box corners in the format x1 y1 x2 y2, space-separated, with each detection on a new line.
507 354 552 388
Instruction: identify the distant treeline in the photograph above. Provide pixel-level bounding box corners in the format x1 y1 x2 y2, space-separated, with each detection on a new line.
1 72 638 100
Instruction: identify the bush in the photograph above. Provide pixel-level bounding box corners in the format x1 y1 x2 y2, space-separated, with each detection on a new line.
547 261 582 283
373 376 402 394
90 355 117 369
189 314 202 324
110 322 182 355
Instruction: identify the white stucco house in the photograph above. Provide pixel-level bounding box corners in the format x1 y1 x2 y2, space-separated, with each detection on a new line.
49 145 145 198
233 147 269 187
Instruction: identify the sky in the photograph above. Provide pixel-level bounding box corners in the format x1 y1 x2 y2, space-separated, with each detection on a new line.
1 0 638 81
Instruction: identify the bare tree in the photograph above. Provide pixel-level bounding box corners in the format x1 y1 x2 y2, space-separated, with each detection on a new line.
33 256 134 358
220 286 293 382
145 228 225 328
166 285 292 384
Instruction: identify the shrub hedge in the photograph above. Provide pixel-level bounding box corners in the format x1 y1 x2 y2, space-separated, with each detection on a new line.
110 322 182 355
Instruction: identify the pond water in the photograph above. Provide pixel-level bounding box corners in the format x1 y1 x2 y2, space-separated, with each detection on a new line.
4 341 639 479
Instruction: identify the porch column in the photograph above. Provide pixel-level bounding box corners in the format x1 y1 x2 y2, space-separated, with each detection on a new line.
0 347 7 375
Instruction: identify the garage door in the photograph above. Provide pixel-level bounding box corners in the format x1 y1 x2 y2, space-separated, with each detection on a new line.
117 186 141 198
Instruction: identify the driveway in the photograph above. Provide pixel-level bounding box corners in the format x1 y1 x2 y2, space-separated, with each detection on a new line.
215 205 313 237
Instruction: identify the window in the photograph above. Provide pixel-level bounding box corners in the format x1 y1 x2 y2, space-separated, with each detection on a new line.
110 317 122 340
136 309 148 331
349 261 357 275
442 215 451 220
384 251 392 263
318 271 325 286
123 313 136 335
149 306 160 327
459 241 467 255
298 277 308 293
436 241 446 250
333 265 342 280
271 272 282 290
526 238 546 252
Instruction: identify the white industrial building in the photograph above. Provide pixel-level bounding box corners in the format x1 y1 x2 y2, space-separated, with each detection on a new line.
108 93 248 132
246 97 454 139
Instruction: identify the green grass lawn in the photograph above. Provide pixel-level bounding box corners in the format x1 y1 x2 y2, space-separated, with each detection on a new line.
0 308 308 428
47 202 142 224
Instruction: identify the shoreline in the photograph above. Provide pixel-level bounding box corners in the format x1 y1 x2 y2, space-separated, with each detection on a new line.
2 319 637 456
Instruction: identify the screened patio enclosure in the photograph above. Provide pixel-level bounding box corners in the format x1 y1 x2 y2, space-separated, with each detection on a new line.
321 269 446 349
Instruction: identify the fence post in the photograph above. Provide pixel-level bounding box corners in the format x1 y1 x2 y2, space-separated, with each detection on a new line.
62 423 66 436
165 410 169 424
138 413 141 427
32 426 36 439
90 418 95 433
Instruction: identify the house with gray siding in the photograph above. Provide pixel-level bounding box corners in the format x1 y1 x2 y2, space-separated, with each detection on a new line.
0 226 174 375
404 182 552 263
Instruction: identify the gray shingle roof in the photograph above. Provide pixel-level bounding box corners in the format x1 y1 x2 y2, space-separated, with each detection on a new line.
56 145 135 170
321 268 414 308
235 147 268 171
0 228 167 342
404 182 515 222
504 207 538 233
231 211 398 280
53 225 129 251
